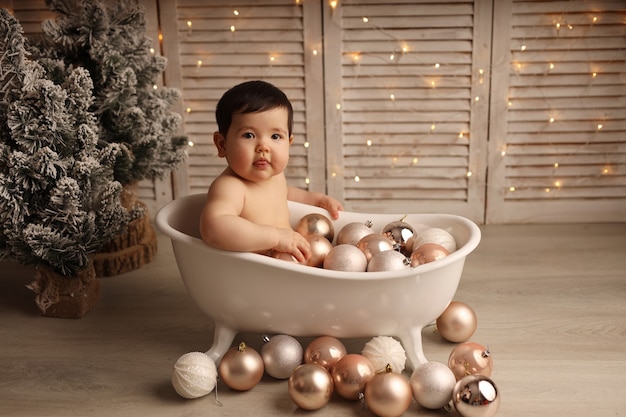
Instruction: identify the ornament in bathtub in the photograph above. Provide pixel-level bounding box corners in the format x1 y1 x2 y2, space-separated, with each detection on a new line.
278 212 457 272
156 194 482 403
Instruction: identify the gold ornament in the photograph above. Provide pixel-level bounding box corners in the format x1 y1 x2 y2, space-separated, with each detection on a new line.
410 243 450 266
288 363 334 410
305 234 333 267
331 353 375 400
436 301 477 342
452 375 500 417
356 234 394 262
296 213 334 242
219 342 264 391
364 365 412 417
448 342 493 381
304 336 347 371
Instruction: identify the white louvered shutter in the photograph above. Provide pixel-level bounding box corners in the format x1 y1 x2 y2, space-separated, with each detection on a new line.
323 0 491 222
487 0 626 223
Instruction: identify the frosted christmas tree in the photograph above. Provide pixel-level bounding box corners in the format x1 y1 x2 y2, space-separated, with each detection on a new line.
27 0 188 275
0 8 128 317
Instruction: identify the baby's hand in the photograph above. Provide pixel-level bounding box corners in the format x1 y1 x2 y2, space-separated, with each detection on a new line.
274 228 311 263
316 195 344 220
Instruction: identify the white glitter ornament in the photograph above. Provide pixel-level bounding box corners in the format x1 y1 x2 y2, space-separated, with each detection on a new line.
336 221 374 246
410 361 456 409
324 244 368 272
361 336 407 373
171 352 218 399
412 227 457 253
261 334 303 379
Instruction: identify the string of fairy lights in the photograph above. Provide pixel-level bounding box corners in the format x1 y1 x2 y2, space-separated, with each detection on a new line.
176 0 625 201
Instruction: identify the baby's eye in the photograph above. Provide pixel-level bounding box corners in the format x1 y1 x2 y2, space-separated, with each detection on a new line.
242 132 255 139
271 133 282 140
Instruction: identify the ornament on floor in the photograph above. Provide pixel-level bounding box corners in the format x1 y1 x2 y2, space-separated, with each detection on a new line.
304 336 347 371
381 220 415 256
361 336 407 374
336 220 374 246
357 234 395 262
296 213 334 242
219 342 264 391
171 352 218 399
367 250 410 272
448 342 493 381
261 334 303 379
305 234 334 267
409 361 456 409
364 365 412 417
331 353 375 400
412 227 457 253
410 243 450 266
288 363 334 410
436 301 477 342
452 375 500 417
324 244 368 272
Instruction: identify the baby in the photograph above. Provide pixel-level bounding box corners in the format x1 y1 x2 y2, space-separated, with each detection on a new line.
200 80 343 263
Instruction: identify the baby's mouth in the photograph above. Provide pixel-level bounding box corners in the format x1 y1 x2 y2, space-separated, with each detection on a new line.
254 158 270 168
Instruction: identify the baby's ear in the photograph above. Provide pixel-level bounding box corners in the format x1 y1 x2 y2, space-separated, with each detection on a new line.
289 134 294 145
214 132 227 157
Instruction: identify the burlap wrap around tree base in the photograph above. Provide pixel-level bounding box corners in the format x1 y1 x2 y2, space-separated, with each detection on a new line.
91 200 158 277
28 262 100 319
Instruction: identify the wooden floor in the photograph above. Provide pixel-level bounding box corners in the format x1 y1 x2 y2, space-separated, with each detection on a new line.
1 223 625 417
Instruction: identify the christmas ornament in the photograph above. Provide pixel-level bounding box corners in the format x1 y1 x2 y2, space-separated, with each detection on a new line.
361 336 407 373
288 363 334 410
296 213 334 242
336 221 374 246
261 334 303 379
323 244 368 272
219 342 264 391
409 361 456 409
381 220 415 255
356 234 394 262
364 365 412 417
448 342 493 381
171 352 218 399
436 301 477 342
412 227 457 253
304 336 347 371
410 243 450 267
305 234 334 267
330 354 375 400
367 250 410 272
452 375 500 417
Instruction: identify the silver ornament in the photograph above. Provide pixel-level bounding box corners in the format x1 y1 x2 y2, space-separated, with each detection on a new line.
261 334 303 379
323 244 368 272
410 361 456 409
382 220 415 255
452 375 500 417
336 221 374 246
367 250 410 272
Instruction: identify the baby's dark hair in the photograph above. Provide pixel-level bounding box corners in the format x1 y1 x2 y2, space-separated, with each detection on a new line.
215 80 294 136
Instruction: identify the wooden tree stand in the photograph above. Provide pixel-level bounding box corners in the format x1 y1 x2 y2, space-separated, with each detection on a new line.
28 262 100 319
91 200 158 277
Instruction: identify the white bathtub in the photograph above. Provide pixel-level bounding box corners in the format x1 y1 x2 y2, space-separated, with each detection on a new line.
155 193 481 369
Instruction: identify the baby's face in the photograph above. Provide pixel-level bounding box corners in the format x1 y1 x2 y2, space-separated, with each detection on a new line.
215 107 294 183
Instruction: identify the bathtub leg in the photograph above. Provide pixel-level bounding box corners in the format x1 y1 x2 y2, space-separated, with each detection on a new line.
205 323 237 363
398 326 428 370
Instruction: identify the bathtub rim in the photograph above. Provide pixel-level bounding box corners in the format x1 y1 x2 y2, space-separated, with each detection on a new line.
155 193 481 281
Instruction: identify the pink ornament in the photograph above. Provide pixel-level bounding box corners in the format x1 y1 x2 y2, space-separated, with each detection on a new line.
331 354 375 400
367 250 409 272
357 234 394 262
219 342 264 391
452 375 500 417
410 243 450 266
436 301 477 342
305 234 333 267
336 221 374 246
296 213 334 242
323 244 368 272
304 336 347 371
364 366 412 417
448 342 493 381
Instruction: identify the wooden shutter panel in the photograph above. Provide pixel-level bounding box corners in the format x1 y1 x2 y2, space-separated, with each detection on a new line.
487 0 626 223
163 0 325 197
324 0 491 222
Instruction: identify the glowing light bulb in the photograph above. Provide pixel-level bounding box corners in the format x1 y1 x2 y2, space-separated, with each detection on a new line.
466 171 473 177
336 103 341 110
304 141 310 148
233 9 239 16
390 94 395 101
354 175 360 182
362 17 368 23
602 168 609 175
312 49 318 56
187 140 194 147
412 158 418 165
549 63 554 70
366 139 372 146
597 124 603 130
556 22 561 29
149 48 155 54
545 188 551 193
434 63 440 68
196 60 203 67
152 84 158 90
330 0 337 9
230 25 236 32
592 72 597 78
554 162 559 168
187 21 192 28
389 53 395 61
549 117 555 123
430 124 436 131
521 45 527 51
501 150 506 157
592 16 598 23
186 107 191 113
459 132 465 138
554 180 562 188
305 177 310 185
402 46 408 53
474 96 480 102
509 186 516 192
270 55 276 62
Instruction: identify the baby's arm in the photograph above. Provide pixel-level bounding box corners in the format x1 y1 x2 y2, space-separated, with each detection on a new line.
288 186 344 220
200 178 311 262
